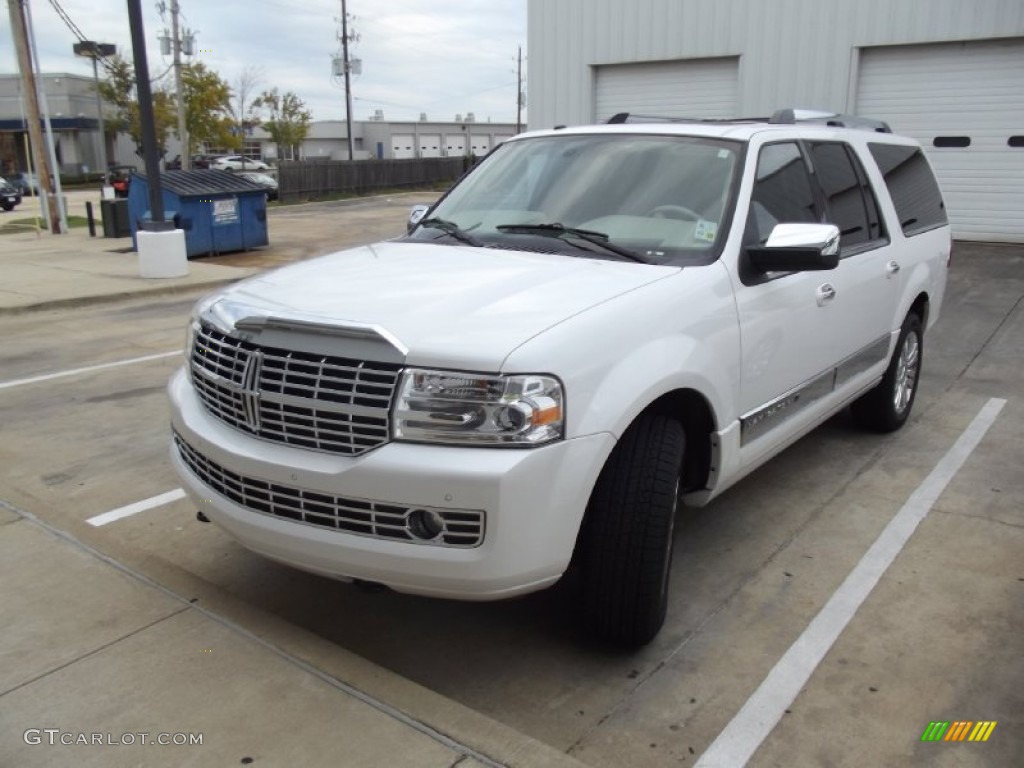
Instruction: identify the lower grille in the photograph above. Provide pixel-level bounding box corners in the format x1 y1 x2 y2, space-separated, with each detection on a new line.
174 433 484 548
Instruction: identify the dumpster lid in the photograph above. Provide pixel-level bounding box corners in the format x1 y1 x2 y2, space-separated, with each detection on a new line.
132 169 267 198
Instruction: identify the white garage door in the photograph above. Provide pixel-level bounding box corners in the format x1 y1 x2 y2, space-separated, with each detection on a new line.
856 39 1024 242
391 135 415 159
417 134 442 158
594 57 739 123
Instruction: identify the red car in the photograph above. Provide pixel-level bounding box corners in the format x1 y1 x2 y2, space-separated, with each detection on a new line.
107 165 136 198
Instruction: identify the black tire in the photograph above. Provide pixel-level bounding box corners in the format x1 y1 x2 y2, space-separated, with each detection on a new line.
1 203 13 212
579 412 685 647
851 312 923 433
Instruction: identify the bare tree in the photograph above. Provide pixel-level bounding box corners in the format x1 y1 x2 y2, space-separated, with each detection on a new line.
230 65 264 153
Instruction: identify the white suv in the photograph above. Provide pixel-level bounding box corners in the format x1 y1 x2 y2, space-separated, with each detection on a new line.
169 110 950 646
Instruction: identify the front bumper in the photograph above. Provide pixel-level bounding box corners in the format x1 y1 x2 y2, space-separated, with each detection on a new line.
168 367 615 600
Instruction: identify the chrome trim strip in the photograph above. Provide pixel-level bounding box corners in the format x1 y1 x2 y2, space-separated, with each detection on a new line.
741 368 835 445
740 333 890 446
835 334 890 387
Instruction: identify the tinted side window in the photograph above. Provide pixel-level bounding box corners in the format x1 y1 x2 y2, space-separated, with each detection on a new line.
868 144 948 236
809 142 871 249
748 142 818 244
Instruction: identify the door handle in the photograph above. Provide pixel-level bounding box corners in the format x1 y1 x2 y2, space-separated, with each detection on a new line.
886 260 901 276
816 283 836 306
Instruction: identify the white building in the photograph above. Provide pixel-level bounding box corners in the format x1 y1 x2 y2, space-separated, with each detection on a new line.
251 116 516 162
526 0 1024 242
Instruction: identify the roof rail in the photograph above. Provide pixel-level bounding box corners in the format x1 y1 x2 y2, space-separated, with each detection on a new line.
769 108 892 133
606 112 764 125
606 109 892 133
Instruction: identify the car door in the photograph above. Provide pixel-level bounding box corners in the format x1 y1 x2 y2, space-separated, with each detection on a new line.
805 141 900 390
730 140 851 453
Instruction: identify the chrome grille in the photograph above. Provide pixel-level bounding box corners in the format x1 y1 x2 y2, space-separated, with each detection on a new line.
174 433 484 548
191 323 402 456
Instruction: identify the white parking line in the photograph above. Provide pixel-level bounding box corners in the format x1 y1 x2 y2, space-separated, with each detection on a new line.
0 351 180 391
86 488 187 527
695 397 1007 768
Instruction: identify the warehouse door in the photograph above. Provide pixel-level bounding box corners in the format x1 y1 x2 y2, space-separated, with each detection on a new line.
856 39 1024 242
594 57 739 123
418 134 441 158
391 135 415 159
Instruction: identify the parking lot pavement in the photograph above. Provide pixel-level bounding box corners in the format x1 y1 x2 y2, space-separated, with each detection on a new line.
0 191 431 315
0 241 1021 767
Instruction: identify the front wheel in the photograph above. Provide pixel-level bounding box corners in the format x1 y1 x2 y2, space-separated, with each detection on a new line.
578 412 685 647
851 312 923 432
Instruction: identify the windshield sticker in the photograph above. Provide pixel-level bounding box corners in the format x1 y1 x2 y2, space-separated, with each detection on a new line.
718 149 731 159
695 219 717 243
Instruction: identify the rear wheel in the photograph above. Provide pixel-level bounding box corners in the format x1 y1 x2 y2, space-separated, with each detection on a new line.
851 312 923 432
579 412 685 647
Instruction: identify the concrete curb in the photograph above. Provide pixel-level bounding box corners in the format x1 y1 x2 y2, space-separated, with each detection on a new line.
0 274 255 317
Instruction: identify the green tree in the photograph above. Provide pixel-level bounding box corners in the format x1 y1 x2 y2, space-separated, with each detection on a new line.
181 62 236 156
256 88 313 161
97 53 175 158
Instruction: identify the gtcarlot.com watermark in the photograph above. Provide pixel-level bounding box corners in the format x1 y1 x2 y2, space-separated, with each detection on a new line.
24 729 203 747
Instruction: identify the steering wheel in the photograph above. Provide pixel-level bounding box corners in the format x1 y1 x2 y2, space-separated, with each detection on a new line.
648 204 702 221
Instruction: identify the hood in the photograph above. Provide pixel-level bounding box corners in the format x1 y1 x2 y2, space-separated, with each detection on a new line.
216 241 678 370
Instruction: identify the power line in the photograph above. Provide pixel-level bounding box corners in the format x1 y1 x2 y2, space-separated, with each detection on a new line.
47 0 118 76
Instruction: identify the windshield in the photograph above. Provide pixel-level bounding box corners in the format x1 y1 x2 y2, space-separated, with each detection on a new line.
408 133 742 264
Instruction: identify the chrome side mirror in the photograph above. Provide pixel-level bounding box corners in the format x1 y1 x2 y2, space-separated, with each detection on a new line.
748 223 841 272
407 204 430 233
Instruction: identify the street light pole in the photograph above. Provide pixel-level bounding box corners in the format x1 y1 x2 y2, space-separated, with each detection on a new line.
73 41 116 178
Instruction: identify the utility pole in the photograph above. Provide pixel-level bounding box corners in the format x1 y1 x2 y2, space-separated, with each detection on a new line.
516 45 523 134
171 0 189 169
7 0 61 234
341 0 354 161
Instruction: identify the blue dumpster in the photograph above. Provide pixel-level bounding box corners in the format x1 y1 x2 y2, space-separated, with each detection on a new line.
128 169 269 258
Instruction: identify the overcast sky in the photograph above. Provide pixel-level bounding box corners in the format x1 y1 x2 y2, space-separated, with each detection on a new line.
2 0 527 124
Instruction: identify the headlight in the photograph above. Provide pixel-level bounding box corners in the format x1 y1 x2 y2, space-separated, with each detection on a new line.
393 369 564 446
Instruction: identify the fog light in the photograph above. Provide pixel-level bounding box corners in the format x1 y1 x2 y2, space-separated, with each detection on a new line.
407 508 445 540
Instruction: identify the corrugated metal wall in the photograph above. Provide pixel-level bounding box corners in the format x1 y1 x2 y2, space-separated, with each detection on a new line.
527 0 1024 129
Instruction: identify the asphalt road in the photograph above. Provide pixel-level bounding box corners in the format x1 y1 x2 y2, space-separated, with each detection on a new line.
1 230 1020 767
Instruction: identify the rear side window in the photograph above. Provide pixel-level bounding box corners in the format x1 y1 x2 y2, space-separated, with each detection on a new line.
809 142 886 251
868 144 948 236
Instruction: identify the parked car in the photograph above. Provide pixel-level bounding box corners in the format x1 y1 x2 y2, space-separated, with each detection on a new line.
191 154 217 169
8 171 38 196
237 171 278 201
107 165 136 198
169 109 950 647
165 155 182 170
210 155 269 171
0 177 22 211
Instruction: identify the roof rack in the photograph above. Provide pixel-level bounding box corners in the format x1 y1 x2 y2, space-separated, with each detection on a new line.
606 112 763 125
768 109 892 133
606 109 892 133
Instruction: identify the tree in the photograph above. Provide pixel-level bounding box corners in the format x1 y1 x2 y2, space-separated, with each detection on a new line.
181 62 236 156
97 53 175 158
230 66 264 142
256 88 313 161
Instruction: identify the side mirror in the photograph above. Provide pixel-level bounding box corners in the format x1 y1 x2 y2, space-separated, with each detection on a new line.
747 223 840 272
407 204 430 233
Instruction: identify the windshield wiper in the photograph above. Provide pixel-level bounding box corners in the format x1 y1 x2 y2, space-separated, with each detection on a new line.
417 217 483 247
495 223 652 263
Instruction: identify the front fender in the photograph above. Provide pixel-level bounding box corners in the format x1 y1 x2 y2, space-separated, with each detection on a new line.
502 263 741 440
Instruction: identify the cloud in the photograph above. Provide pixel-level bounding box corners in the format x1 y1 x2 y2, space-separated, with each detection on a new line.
2 0 526 124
